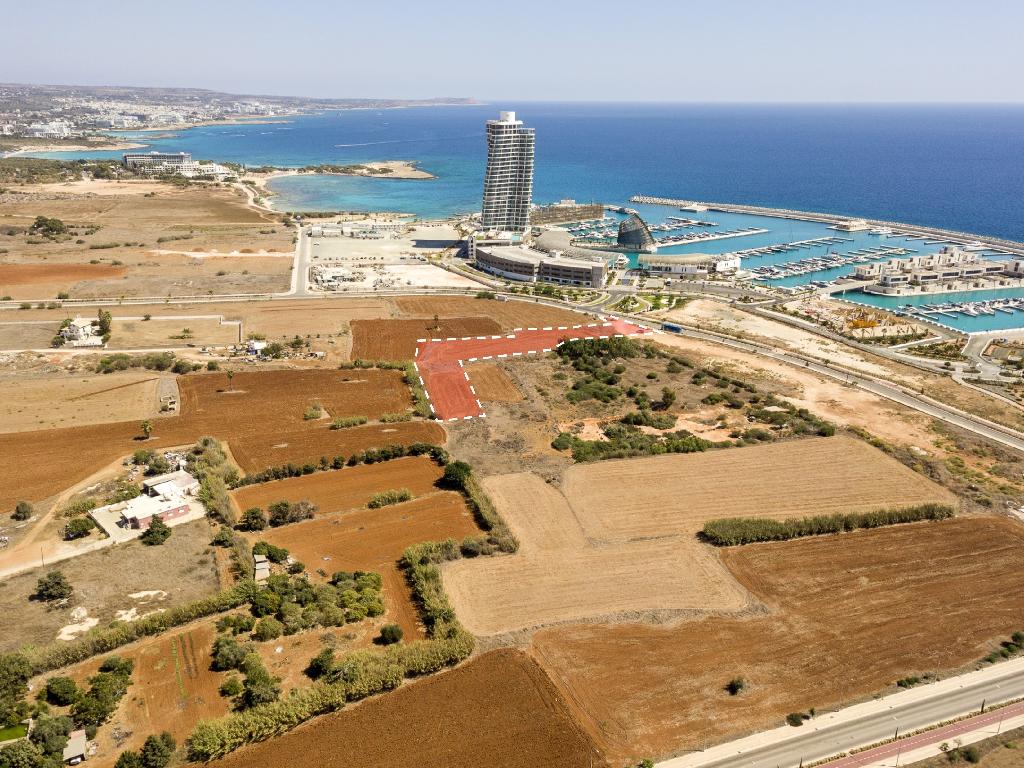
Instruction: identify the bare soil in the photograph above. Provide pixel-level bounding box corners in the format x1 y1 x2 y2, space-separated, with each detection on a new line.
465 363 523 402
0 519 219 652
531 516 1024 764
208 648 606 768
393 295 592 328
350 317 501 360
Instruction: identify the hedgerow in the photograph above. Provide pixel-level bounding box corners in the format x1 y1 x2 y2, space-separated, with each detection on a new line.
700 504 955 546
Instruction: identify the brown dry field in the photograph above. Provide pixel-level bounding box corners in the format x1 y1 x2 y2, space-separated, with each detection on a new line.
0 183 293 299
350 317 502 360
393 294 591 327
0 368 443 511
444 437 954 637
531 516 1024 764
0 519 219 653
230 455 443 514
0 320 59 349
466 362 522 402
108 316 241 348
561 436 957 541
246 492 478 639
210 648 606 768
0 371 164 432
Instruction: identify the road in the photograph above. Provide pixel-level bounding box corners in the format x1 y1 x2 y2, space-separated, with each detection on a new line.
662 659 1024 768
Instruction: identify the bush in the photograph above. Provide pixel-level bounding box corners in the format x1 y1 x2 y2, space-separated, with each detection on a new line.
140 516 171 545
330 416 367 430
267 500 316 527
219 676 243 698
45 676 79 706
725 677 746 695
252 541 289 564
963 746 981 764
303 404 323 420
211 636 249 672
12 501 33 521
379 412 412 423
239 654 280 709
786 712 805 727
34 571 73 602
139 732 175 768
0 741 43 768
65 517 95 540
29 714 73 756
239 507 267 531
701 504 956 546
368 489 411 509
377 624 403 645
252 617 284 642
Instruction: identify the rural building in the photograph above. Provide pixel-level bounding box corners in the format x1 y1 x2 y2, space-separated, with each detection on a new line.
62 729 87 764
59 317 103 348
142 469 198 497
638 253 741 276
253 554 270 582
475 245 606 288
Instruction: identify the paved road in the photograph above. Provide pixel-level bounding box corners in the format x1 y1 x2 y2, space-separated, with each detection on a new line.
663 664 1024 768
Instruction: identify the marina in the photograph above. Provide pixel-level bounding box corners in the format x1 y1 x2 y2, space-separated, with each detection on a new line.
840 287 1024 333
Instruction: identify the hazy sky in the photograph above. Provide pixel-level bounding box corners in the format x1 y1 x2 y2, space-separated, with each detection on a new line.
3 0 1022 102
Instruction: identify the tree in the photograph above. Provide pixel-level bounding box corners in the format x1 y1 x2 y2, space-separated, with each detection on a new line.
45 676 79 706
34 571 73 602
239 654 280 709
225 370 235 391
0 740 42 768
377 624 403 645
211 636 248 672
65 517 95 540
441 460 472 491
305 648 334 680
0 653 32 728
140 516 171 546
114 751 142 768
661 387 676 408
140 420 152 440
252 617 283 642
239 507 267 531
97 308 112 337
29 714 73 757
218 676 243 697
139 732 175 768
11 501 33 521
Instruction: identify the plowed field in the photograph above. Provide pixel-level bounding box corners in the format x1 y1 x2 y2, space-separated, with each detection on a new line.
443 437 953 636
230 456 444 515
393 295 589 328
531 516 1024 764
0 263 126 285
350 317 501 360
246 492 478 638
465 363 522 402
209 648 605 768
0 369 443 510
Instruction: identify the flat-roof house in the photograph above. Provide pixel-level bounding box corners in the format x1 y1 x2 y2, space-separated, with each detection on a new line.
63 729 87 765
142 470 199 497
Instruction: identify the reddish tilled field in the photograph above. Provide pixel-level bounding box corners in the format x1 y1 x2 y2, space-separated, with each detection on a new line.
0 263 126 287
209 648 606 768
0 369 443 510
350 317 502 360
531 516 1024 764
245 492 479 638
415 319 650 420
230 456 445 515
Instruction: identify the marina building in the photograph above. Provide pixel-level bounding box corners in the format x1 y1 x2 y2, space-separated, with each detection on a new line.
481 111 535 232
831 218 871 232
475 245 605 288
617 213 657 252
638 253 741 276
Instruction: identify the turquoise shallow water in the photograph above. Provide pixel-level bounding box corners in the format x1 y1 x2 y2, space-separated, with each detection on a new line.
838 287 1024 333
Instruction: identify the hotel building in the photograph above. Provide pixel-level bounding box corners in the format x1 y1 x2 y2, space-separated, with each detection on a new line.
481 111 535 232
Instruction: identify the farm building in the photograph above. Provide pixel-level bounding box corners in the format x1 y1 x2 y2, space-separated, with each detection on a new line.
62 729 87 764
58 317 103 348
142 469 199 497
91 470 198 533
253 554 270 582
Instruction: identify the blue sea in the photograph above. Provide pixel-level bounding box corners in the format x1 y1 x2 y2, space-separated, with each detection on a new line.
30 102 1024 331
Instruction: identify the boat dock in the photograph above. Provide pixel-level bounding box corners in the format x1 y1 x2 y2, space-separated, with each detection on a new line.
902 298 1024 320
733 235 851 258
655 227 769 247
749 245 917 280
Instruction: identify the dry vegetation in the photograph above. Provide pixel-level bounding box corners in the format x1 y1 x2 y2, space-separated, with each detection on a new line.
465 363 523 402
0 183 293 299
532 516 1024 764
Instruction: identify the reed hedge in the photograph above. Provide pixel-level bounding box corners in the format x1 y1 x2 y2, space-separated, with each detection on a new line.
700 503 955 546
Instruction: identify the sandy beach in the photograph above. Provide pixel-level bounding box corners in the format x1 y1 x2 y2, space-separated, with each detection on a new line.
1 140 147 157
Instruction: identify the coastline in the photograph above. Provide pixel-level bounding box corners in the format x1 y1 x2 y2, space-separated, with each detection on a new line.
245 160 436 208
1 140 147 158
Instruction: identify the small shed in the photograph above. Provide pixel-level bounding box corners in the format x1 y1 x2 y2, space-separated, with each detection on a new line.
63 729 87 764
253 554 270 582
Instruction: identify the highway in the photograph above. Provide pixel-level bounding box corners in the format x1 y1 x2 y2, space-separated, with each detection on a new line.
662 659 1024 768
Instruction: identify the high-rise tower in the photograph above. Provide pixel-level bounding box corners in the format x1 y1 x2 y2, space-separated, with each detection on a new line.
481 111 535 232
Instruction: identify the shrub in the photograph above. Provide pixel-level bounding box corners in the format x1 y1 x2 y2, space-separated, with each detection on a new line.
551 432 573 450
29 714 73 756
34 571 73 602
725 677 746 695
138 732 175 768
211 636 248 672
59 498 96 517
219 676 243 698
252 541 289 564
239 507 267 531
786 712 805 727
267 500 316 527
45 676 79 706
377 624 403 645
252 617 284 642
963 747 981 764
303 403 323 421
701 504 956 546
379 412 411 423
65 517 95 540
368 489 412 509
12 501 33 521
140 516 171 545
330 416 367 430
239 654 280 709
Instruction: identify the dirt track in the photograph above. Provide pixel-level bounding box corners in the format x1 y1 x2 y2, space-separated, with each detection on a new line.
531 516 1024 764
209 648 606 768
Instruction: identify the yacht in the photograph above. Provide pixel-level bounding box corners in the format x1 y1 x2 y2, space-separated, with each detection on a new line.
869 227 893 237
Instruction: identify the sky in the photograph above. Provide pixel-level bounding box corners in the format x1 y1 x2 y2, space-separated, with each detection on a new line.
2 0 1022 102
